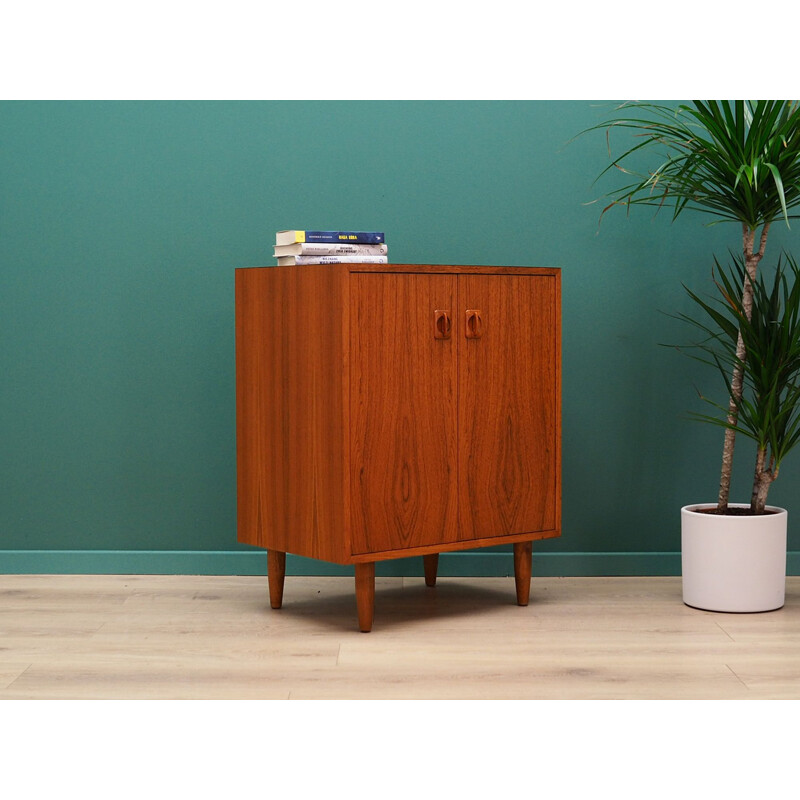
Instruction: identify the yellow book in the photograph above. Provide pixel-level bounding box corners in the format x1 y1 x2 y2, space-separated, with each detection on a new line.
276 230 385 246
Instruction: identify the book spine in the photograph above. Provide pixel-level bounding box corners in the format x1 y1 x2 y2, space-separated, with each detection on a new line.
274 243 388 257
277 255 389 266
301 231 385 244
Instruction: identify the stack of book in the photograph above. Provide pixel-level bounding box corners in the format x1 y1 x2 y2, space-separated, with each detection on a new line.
273 230 388 266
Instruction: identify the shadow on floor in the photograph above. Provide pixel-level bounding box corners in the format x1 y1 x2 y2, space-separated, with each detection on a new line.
256 577 557 632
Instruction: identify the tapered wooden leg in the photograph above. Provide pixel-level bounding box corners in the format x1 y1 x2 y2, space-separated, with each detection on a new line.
513 541 532 606
355 562 375 632
267 550 286 609
423 553 439 587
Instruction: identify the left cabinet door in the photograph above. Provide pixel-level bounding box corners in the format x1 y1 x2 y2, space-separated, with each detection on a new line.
350 272 459 555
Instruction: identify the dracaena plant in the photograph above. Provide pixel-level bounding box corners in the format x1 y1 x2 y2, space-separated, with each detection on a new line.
676 252 800 514
585 100 800 513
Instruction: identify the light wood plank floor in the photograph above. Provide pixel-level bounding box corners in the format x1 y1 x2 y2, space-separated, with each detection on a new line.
1 574 799 699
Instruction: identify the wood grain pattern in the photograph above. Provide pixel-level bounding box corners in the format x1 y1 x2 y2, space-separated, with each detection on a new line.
350 273 459 555
350 264 560 276
348 528 557 563
458 274 560 541
235 265 349 563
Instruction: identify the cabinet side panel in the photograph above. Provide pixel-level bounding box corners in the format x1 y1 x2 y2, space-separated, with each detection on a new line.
459 274 560 540
235 266 348 562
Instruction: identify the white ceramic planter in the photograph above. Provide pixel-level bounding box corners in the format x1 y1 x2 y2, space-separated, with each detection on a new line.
681 503 787 613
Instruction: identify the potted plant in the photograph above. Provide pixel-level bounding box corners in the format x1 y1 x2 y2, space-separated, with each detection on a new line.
584 100 800 611
677 253 800 610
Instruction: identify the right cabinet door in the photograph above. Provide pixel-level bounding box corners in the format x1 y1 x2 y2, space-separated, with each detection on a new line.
458 274 559 540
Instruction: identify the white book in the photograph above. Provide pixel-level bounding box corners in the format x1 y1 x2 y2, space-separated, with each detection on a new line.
274 242 388 257
276 255 389 266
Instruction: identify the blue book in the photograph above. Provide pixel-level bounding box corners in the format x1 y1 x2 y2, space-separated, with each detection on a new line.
276 229 385 246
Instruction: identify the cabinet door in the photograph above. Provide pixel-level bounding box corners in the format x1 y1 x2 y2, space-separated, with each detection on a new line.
458 274 559 539
350 273 459 554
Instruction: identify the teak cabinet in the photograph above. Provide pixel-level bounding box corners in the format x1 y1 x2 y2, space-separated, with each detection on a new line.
235 264 561 631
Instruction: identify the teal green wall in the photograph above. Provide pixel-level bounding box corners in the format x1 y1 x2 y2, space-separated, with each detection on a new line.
2 100 799 576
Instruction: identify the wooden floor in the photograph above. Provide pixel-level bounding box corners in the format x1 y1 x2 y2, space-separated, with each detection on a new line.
1 574 799 699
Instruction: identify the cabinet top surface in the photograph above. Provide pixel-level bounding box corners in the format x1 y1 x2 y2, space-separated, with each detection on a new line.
238 263 560 275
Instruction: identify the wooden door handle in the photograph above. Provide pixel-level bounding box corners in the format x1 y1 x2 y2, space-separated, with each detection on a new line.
434 309 451 339
465 309 483 338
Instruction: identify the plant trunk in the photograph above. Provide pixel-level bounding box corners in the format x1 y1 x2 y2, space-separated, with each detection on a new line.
717 222 770 512
751 446 778 514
